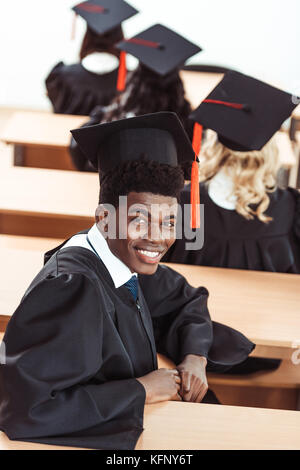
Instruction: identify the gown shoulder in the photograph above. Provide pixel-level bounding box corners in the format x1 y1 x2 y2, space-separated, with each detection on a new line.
45 61 118 115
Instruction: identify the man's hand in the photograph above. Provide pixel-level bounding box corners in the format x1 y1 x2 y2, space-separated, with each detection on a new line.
177 354 208 403
137 368 182 404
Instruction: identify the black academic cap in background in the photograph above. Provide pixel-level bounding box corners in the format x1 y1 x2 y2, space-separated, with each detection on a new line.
189 71 297 151
72 0 138 35
116 24 202 77
71 112 195 173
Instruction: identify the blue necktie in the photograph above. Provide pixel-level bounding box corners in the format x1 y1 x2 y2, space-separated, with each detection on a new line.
124 275 138 301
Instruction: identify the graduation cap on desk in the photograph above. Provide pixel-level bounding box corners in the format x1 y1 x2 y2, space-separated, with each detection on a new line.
189 71 297 153
71 112 200 228
71 0 138 37
115 24 202 91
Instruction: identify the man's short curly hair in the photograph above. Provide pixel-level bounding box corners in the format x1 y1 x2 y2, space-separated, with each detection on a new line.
99 158 185 207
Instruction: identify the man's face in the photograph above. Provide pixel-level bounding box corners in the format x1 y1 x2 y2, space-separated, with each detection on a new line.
97 191 178 275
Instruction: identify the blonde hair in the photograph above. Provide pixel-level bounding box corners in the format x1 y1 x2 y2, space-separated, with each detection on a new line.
199 130 280 223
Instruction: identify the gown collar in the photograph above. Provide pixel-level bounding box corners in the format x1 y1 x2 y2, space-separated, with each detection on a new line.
61 224 136 289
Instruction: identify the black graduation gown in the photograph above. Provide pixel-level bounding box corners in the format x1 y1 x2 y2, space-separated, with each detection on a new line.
45 61 118 116
0 237 254 450
163 183 300 274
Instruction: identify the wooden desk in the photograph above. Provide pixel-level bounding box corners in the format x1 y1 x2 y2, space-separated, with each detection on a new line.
0 112 87 171
0 401 299 450
0 166 97 238
164 263 300 351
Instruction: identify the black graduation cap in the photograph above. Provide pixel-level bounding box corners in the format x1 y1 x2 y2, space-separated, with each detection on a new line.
72 0 138 36
71 112 195 173
189 71 297 151
116 24 202 77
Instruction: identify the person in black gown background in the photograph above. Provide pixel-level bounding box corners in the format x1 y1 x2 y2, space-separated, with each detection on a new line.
45 0 138 115
163 71 300 274
69 24 201 171
0 113 256 450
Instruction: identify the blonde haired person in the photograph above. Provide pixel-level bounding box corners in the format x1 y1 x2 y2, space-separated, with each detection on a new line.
163 71 300 274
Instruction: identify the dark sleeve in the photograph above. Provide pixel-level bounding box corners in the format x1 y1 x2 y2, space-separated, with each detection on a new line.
69 106 104 171
139 265 255 368
0 273 145 450
45 62 70 114
139 265 213 364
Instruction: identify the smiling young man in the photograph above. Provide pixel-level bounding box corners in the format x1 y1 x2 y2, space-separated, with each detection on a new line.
0 113 254 450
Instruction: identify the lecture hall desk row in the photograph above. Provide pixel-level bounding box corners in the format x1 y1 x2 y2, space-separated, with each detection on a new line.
0 401 300 450
1 234 300 410
0 147 299 242
1 234 300 352
0 163 97 238
0 111 296 172
0 71 223 172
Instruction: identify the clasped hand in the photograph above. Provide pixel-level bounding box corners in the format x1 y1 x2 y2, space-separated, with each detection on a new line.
137 354 208 404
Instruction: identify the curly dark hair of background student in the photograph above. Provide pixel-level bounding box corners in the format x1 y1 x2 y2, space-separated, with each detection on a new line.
79 26 124 60
104 65 193 135
99 158 185 207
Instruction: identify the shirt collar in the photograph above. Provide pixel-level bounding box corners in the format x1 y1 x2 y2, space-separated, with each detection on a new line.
87 224 136 289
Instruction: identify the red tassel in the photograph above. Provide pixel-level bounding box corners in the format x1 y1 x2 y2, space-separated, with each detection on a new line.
190 123 202 229
117 51 127 92
190 159 200 229
71 12 77 41
192 122 203 156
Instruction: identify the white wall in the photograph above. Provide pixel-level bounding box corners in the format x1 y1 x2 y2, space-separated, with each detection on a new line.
1 0 299 110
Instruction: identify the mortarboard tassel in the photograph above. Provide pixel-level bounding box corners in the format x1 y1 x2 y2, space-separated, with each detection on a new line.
117 51 127 92
190 122 202 229
117 37 163 92
71 12 77 41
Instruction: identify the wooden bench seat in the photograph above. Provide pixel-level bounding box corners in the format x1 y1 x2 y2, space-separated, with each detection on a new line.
208 360 300 389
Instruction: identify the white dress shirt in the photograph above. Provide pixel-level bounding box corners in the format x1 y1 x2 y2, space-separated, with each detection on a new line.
61 224 136 288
